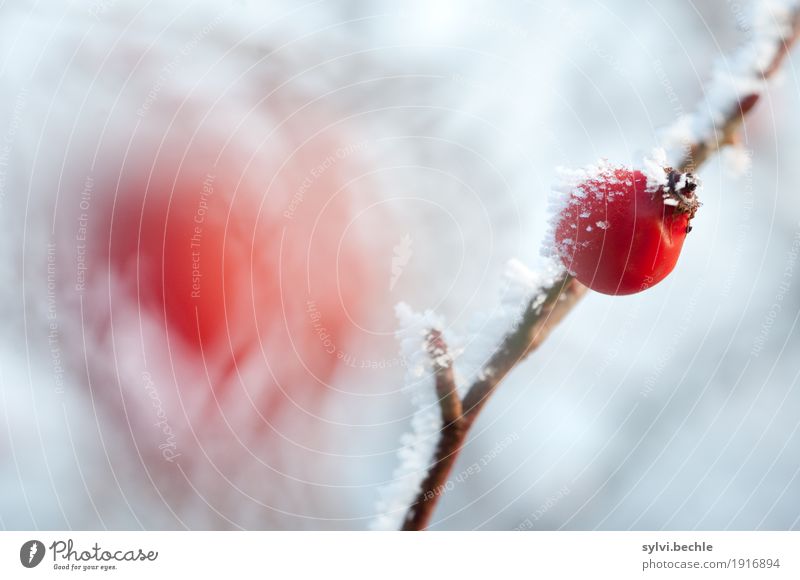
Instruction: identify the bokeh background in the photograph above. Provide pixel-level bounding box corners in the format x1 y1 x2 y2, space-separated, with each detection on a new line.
1 0 799 530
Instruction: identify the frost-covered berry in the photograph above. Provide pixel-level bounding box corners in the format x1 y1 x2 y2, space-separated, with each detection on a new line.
552 164 700 295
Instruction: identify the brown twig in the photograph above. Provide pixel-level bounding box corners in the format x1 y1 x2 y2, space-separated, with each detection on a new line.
427 329 462 425
402 277 587 530
401 330 463 531
399 7 800 531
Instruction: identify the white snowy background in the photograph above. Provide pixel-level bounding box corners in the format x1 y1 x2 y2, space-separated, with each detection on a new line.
1 0 799 530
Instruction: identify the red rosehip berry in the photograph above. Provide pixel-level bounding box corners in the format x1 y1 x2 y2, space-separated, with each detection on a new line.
553 164 699 295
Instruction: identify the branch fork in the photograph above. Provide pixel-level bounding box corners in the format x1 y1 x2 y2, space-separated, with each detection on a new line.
402 277 587 530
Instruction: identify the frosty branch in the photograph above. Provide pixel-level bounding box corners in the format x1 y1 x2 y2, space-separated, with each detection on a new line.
401 279 585 530
679 9 800 172
399 3 800 532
